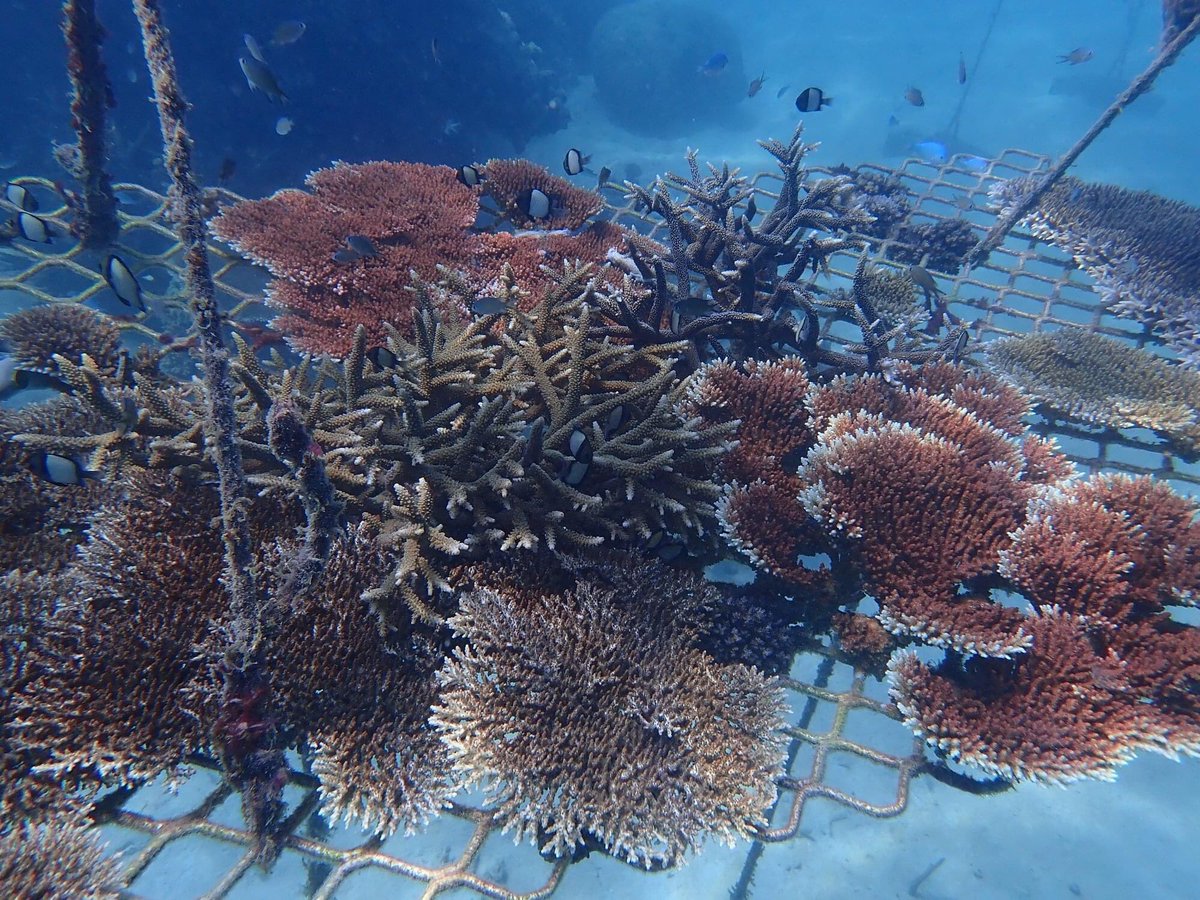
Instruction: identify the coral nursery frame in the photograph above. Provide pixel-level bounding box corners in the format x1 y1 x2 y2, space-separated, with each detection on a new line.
3 147 1197 897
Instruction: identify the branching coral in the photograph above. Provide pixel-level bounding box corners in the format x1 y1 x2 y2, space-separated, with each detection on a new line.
686 356 1198 780
985 328 1200 457
481 158 602 230
0 815 121 899
799 418 1034 656
212 158 641 356
595 128 969 373
10 471 457 838
683 358 831 587
991 175 1200 368
1 396 115 573
891 472 1200 783
212 160 479 356
14 265 732 631
260 523 459 837
2 569 92 825
0 303 123 377
432 553 787 868
11 473 232 788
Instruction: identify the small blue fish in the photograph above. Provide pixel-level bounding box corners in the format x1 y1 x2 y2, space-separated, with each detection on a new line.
958 155 988 172
913 140 949 164
698 52 728 76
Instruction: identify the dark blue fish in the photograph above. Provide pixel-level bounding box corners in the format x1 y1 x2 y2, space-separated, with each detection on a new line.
346 235 378 257
366 346 398 369
470 296 508 316
698 52 729 76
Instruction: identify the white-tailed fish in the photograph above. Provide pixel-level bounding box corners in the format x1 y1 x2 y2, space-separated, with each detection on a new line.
795 87 832 112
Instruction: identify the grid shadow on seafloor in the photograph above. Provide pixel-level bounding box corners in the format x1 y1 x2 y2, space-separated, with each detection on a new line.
3 147 1197 897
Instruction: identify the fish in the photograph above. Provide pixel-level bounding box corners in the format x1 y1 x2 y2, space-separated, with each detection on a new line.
908 265 943 300
602 404 628 439
243 33 266 64
456 164 483 187
745 195 757 222
1058 47 1094 65
16 211 51 243
470 296 508 316
913 140 949 164
431 37 441 66
28 450 96 486
366 346 398 369
957 52 967 85
517 187 552 220
0 356 29 400
947 327 970 363
275 116 293 135
521 417 546 467
957 155 988 172
345 235 378 258
4 181 37 211
0 357 56 400
562 148 588 176
747 72 767 97
645 529 685 562
905 87 925 107
775 83 791 99
569 427 593 466
795 87 832 112
331 248 359 264
239 56 288 103
596 166 612 189
218 157 237 183
271 20 306 47
888 114 900 126
102 254 146 312
698 52 728 76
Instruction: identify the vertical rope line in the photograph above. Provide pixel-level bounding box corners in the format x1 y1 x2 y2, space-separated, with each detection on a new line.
130 0 260 658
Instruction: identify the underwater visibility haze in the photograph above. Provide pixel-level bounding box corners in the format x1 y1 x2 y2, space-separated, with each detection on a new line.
2 1 1200 897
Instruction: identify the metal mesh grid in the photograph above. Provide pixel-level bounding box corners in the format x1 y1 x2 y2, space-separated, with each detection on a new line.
4 147 1196 896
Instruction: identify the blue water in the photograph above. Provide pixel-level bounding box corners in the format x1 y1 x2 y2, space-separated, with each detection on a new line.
3 1 1199 897
1 1 1194 202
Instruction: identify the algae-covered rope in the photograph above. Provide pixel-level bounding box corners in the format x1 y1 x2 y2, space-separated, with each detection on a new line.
131 0 260 653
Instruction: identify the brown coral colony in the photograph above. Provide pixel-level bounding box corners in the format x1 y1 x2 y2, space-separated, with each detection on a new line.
6 120 1200 890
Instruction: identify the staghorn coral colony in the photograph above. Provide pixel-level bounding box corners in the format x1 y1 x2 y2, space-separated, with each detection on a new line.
4 7 1200 891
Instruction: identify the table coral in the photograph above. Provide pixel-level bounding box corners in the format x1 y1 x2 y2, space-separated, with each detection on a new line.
991 175 1200 369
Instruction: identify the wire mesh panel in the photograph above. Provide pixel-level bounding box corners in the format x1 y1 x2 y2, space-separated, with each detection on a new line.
4 146 1198 897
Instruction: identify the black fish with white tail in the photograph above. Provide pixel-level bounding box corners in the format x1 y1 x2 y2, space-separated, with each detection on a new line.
518 187 553 220
28 451 96 487
103 255 146 312
563 148 589 176
456 165 483 187
16 211 51 243
795 87 832 112
4 181 37 211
